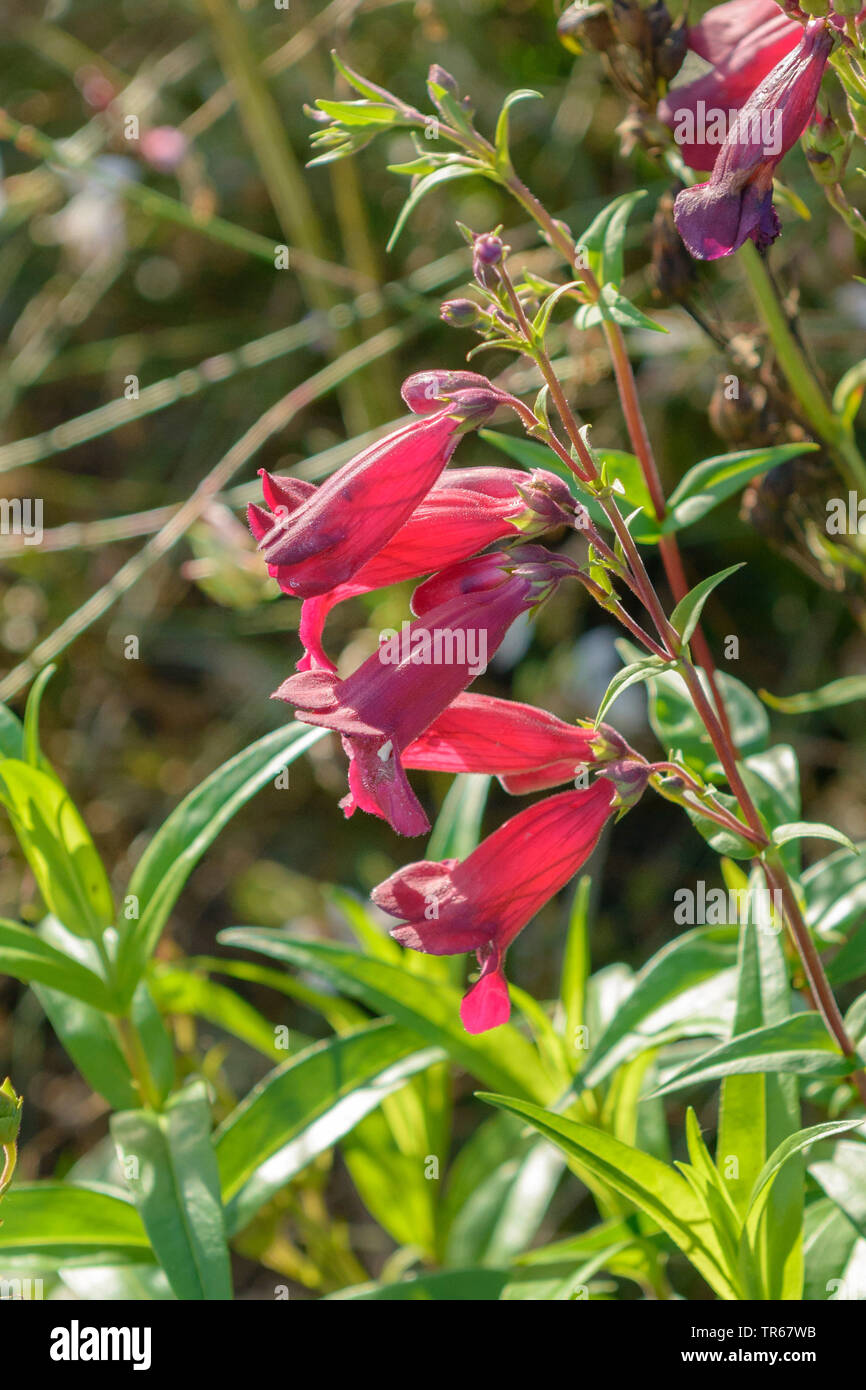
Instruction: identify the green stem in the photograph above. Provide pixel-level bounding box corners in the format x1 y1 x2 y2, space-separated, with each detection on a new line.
111 1015 162 1111
740 240 866 493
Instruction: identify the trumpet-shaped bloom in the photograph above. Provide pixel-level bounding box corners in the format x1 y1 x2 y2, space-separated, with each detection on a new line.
372 779 617 1032
274 548 578 836
659 0 803 170
672 20 834 260
248 385 501 598
290 467 582 671
402 691 626 793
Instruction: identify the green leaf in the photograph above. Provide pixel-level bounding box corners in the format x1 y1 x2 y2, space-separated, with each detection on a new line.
761 674 866 714
148 965 286 1060
111 1079 232 1301
494 89 541 171
804 845 866 941
218 930 555 1103
0 760 114 940
426 771 491 861
746 1122 864 1233
803 1198 866 1300
0 1184 150 1267
386 163 487 252
576 190 646 289
810 1141 866 1240
670 564 745 646
0 918 112 1009
477 1093 741 1299
772 822 858 855
561 876 592 1065
832 357 866 425
655 1014 852 1096
576 283 668 334
116 724 325 1005
595 656 671 725
23 663 56 767
581 926 738 1088
0 705 25 760
443 1116 565 1268
663 444 818 535
315 99 398 127
717 918 802 1298
215 1020 441 1234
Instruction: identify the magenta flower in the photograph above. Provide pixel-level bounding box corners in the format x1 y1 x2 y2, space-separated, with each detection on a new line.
248 383 502 599
402 691 627 793
372 779 618 1033
273 547 578 836
290 467 582 671
659 0 803 171
672 20 834 260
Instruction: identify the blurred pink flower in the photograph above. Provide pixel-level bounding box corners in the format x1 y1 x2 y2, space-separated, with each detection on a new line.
140 126 189 173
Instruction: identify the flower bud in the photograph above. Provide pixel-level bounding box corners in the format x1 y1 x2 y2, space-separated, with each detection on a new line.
612 0 650 48
646 0 672 44
803 113 851 183
799 0 829 14
557 2 616 54
401 369 497 414
440 297 481 328
654 20 689 82
428 64 459 94
472 233 505 288
0 1078 22 1147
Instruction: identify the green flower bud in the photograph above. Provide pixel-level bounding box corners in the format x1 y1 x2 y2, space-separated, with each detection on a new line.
803 115 851 184
0 1078 22 1147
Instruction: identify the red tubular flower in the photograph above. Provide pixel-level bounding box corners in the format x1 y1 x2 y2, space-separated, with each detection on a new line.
402 691 627 793
273 547 579 836
658 0 803 170
372 779 618 1033
290 467 582 671
672 19 834 259
248 383 502 599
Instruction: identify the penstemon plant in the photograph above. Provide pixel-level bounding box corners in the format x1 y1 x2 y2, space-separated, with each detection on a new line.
3 0 866 1318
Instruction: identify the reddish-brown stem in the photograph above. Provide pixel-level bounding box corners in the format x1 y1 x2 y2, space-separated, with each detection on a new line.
763 856 866 1106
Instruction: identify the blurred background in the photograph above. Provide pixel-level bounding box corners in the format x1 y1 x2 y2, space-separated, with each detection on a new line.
1 0 865 1296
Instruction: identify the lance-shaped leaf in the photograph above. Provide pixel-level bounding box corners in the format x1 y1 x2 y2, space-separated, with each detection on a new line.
477 1093 741 1300
0 919 112 1010
653 1014 852 1097
0 761 113 940
111 1079 231 1301
670 564 745 647
0 1183 150 1267
215 1019 442 1234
